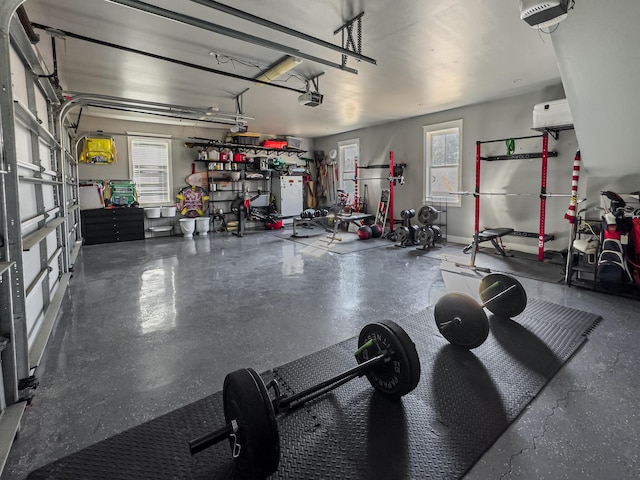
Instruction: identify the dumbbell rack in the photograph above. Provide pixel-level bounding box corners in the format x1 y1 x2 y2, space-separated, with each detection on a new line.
424 196 448 242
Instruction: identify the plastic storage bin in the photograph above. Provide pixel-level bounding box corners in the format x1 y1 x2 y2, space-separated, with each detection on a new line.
161 206 176 217
145 207 161 218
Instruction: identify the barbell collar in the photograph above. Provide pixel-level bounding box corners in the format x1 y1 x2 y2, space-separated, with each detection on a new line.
438 317 462 332
189 419 238 455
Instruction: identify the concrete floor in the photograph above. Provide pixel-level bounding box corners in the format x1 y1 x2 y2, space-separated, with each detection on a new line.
2 231 639 479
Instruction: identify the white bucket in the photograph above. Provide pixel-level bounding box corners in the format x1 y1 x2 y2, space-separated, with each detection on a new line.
161 206 177 217
145 207 161 218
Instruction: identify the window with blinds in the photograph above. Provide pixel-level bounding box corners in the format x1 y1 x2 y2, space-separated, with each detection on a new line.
129 137 172 205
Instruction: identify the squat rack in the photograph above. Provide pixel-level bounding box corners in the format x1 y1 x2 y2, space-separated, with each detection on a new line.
357 151 406 233
473 131 556 263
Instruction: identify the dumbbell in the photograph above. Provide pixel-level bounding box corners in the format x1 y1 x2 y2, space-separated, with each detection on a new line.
400 208 415 219
434 273 528 349
189 320 421 479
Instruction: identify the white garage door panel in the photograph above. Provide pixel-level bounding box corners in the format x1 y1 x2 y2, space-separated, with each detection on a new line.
18 181 38 220
49 264 60 296
35 88 50 133
39 140 52 171
10 44 28 107
42 184 55 210
26 289 44 350
22 247 42 290
46 230 58 254
14 123 32 164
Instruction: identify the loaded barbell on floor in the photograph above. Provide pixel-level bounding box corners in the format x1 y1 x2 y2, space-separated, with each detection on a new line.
189 320 421 479
434 273 528 349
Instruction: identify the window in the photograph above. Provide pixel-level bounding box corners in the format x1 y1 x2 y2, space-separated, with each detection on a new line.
424 119 462 207
129 136 172 205
338 138 359 202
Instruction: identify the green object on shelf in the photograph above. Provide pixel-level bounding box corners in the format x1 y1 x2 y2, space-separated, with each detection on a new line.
505 138 515 156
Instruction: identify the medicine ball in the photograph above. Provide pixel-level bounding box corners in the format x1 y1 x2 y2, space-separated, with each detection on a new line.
370 224 382 238
357 225 372 240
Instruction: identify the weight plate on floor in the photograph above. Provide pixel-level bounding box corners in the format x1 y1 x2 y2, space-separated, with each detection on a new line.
479 273 527 318
223 368 280 479
357 320 421 399
431 224 441 242
417 205 439 225
409 224 421 243
416 227 432 246
434 293 489 349
395 226 409 245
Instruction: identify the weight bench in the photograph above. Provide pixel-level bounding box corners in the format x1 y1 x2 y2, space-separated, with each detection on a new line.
463 227 514 256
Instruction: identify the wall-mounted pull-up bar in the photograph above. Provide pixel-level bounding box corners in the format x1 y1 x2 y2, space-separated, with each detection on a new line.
469 131 555 264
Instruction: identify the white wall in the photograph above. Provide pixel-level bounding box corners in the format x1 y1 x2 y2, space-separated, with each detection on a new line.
314 85 581 254
76 116 226 202
551 0 640 205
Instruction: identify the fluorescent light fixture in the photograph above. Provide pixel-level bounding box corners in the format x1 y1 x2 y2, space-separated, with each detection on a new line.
254 56 302 84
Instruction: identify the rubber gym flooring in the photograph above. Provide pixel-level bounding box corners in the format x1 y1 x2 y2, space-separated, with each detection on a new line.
2 231 639 479
26 299 600 479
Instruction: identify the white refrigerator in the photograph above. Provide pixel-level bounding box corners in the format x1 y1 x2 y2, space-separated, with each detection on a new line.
272 175 303 222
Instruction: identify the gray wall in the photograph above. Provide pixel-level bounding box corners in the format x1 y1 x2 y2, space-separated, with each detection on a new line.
76 116 226 203
314 85 581 254
551 0 640 204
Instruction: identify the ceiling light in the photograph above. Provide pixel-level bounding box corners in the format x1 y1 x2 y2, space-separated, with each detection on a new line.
254 56 302 84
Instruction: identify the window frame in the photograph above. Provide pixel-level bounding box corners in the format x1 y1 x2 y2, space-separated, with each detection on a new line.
423 119 463 207
128 134 173 206
338 138 359 199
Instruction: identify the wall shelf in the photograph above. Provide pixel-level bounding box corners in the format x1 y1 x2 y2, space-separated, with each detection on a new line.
186 140 306 157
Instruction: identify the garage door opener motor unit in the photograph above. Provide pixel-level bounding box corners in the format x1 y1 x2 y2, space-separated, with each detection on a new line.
520 0 571 28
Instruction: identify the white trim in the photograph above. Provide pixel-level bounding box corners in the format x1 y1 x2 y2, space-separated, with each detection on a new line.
337 138 359 195
423 119 463 208
125 131 172 138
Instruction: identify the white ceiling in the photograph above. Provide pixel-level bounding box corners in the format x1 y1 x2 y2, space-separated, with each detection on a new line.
23 0 562 138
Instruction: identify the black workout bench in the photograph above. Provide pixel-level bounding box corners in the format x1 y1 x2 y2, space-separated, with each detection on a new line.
463 227 514 256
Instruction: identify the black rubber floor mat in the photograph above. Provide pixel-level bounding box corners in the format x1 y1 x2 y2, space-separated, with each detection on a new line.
27 299 601 480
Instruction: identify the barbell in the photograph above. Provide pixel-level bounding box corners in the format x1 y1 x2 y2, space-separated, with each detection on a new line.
434 273 528 349
189 320 421 479
448 191 574 198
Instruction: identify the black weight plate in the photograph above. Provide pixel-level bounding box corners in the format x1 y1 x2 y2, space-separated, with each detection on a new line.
395 226 409 245
479 273 528 318
417 205 439 225
434 293 489 349
357 319 421 400
416 227 432 246
223 368 280 479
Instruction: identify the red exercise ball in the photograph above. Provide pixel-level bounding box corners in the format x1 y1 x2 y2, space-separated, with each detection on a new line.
357 225 372 240
370 224 382 238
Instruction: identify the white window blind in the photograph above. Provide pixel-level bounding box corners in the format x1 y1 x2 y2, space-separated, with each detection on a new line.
129 137 171 205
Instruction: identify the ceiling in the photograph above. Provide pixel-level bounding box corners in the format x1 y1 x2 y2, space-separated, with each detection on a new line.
22 0 562 138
